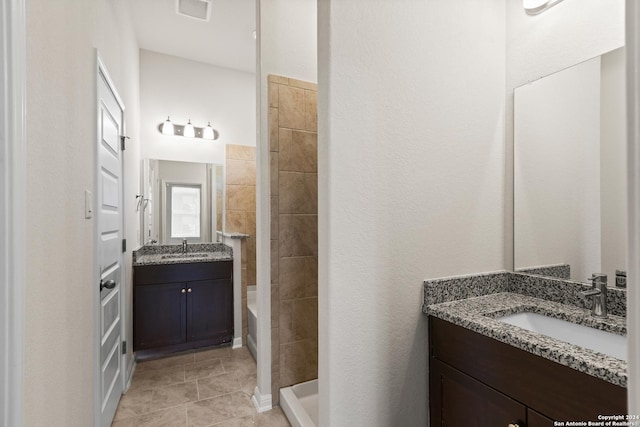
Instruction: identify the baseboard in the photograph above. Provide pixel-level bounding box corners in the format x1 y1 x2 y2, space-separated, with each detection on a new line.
251 386 272 413
125 357 136 392
232 337 243 349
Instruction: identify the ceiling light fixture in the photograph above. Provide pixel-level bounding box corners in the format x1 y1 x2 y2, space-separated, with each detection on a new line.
157 118 219 140
523 0 565 15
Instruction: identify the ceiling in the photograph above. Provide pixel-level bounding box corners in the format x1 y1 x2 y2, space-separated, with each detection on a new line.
129 0 256 74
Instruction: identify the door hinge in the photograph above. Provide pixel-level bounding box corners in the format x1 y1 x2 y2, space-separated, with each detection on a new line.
122 238 127 253
120 135 130 151
122 341 127 354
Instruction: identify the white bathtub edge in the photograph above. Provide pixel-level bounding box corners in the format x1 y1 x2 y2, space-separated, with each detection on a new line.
247 333 257 360
280 382 317 427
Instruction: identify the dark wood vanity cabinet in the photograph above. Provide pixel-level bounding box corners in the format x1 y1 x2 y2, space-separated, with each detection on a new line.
432 358 526 426
134 261 233 353
429 317 626 426
134 281 187 349
187 279 233 343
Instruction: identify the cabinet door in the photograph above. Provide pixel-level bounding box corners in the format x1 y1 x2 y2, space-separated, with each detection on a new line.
528 409 555 427
187 279 233 343
431 358 526 427
134 282 186 350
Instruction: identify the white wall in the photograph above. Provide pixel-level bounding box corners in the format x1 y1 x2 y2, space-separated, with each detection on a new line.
24 0 140 425
514 57 601 281
139 50 256 165
318 1 505 425
601 47 628 282
259 0 317 84
506 0 625 269
255 0 317 404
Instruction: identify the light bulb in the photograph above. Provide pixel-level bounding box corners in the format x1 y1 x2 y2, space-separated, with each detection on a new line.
161 116 174 135
203 122 215 140
184 119 195 138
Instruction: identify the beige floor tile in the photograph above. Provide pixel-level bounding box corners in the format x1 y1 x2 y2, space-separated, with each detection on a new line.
113 388 153 420
149 381 199 412
111 419 134 427
212 415 256 427
136 354 195 372
187 392 256 427
254 407 291 427
229 346 253 360
221 356 257 377
236 371 257 397
113 406 187 427
197 373 242 400
112 347 261 427
194 346 232 362
128 366 185 392
185 358 226 380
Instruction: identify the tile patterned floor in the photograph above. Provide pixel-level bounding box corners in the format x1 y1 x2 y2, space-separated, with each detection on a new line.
111 346 291 427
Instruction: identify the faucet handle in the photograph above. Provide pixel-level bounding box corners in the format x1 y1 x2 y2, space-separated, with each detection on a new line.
587 273 607 281
587 273 607 290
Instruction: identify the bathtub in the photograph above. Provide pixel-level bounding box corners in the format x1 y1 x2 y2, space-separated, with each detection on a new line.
280 379 318 427
247 286 257 360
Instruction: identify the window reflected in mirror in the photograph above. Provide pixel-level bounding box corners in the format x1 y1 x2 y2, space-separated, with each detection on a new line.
168 184 201 240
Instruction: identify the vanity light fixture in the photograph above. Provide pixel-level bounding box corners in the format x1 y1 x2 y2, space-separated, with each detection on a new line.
184 119 195 138
161 116 175 135
523 0 565 15
202 122 215 140
157 117 219 140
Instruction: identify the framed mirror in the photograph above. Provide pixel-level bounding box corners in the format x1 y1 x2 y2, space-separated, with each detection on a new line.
141 159 224 244
514 47 627 284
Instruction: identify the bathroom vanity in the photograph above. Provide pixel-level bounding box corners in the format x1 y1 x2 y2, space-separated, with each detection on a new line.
424 272 628 426
429 317 626 425
133 244 233 355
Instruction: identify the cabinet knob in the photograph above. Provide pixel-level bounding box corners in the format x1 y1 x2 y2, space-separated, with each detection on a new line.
181 289 186 294
187 288 192 293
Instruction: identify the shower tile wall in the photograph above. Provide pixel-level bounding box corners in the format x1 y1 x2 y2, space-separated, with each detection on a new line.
225 144 257 343
269 75 318 403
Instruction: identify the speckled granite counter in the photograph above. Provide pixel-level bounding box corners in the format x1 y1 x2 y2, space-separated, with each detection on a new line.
133 243 233 266
423 272 627 387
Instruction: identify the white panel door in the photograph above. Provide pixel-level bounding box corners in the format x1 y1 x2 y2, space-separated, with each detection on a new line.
97 64 125 427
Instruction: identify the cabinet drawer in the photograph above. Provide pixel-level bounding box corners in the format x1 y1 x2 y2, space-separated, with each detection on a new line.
134 261 232 285
429 317 626 420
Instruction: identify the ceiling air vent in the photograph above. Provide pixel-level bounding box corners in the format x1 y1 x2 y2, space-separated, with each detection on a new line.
176 0 212 22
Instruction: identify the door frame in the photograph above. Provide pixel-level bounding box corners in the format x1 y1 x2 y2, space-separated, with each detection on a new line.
626 0 640 414
94 52 127 427
0 0 26 426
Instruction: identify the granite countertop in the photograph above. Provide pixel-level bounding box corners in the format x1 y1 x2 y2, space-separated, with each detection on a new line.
424 292 627 387
133 243 233 266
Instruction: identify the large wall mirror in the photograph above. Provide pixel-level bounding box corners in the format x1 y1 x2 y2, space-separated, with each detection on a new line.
141 159 224 244
514 47 626 284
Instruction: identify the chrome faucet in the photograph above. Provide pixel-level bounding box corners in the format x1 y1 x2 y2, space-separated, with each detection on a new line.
182 239 188 254
581 273 608 318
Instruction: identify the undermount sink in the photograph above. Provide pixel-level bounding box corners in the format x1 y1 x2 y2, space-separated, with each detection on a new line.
497 312 627 360
161 253 209 260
